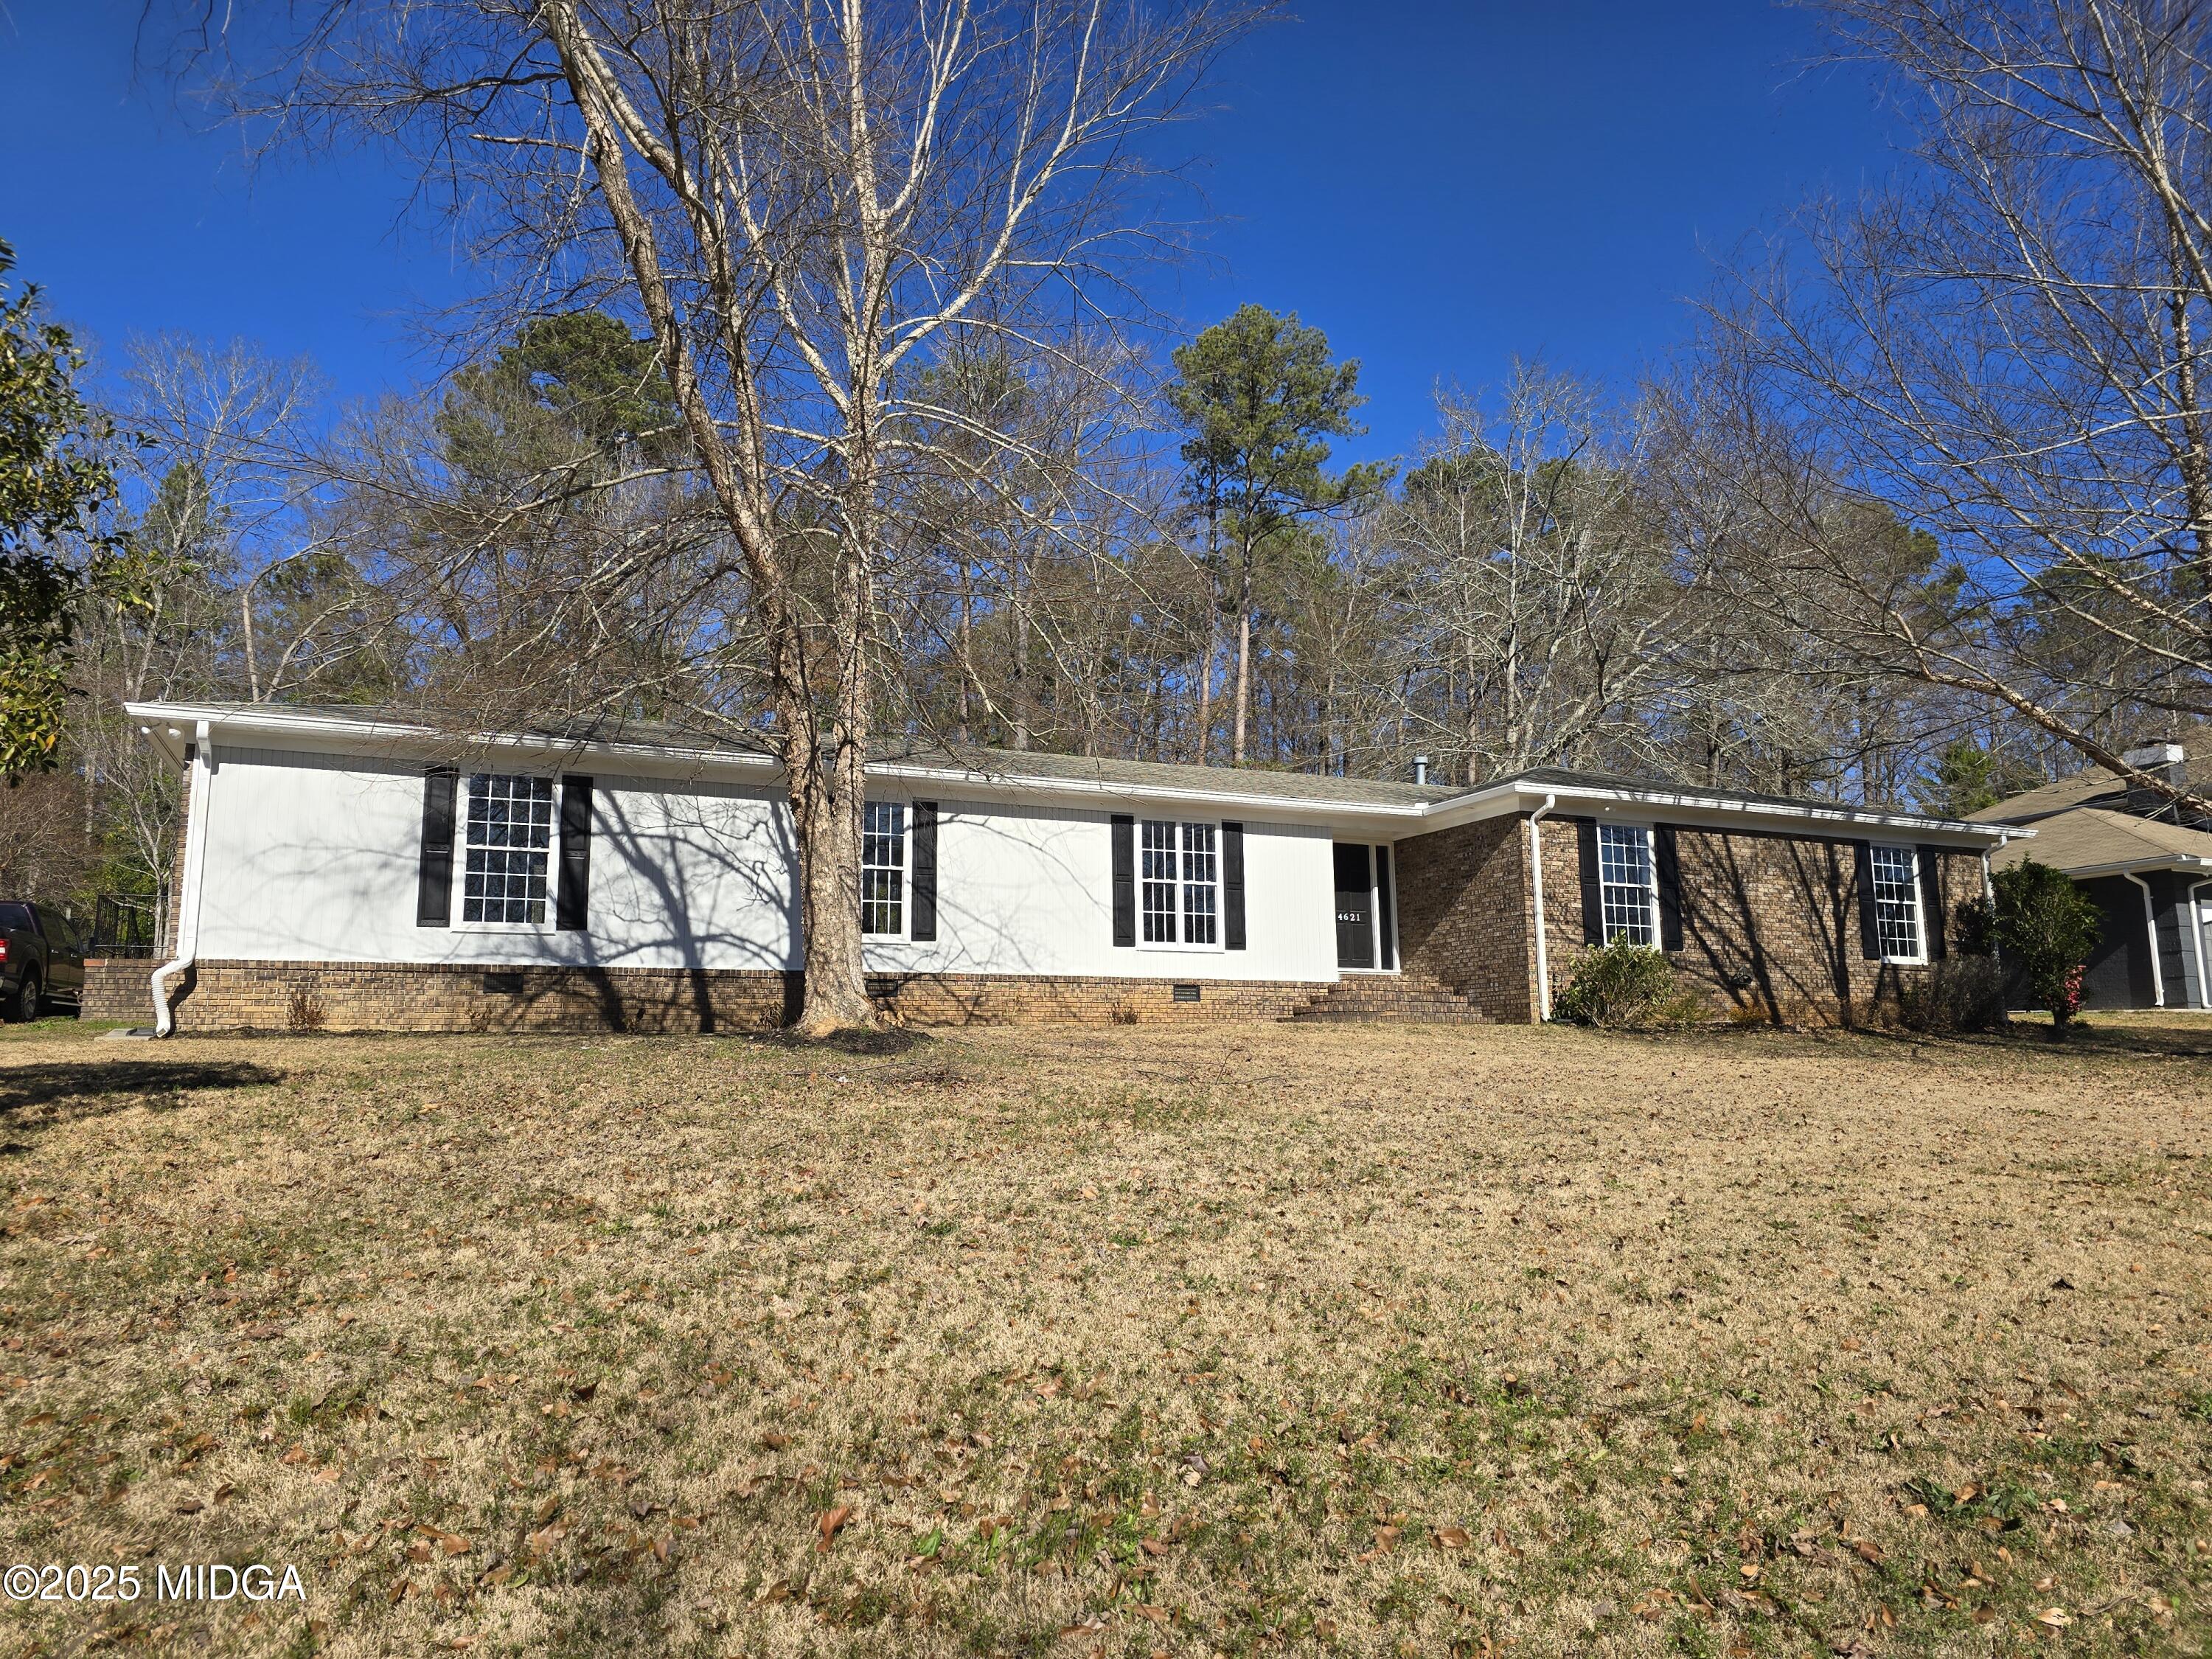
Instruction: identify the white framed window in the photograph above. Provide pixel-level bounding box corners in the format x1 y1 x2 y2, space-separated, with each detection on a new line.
1869 843 1924 963
1140 819 1220 947
1596 822 1658 946
461 773 555 925
862 800 907 937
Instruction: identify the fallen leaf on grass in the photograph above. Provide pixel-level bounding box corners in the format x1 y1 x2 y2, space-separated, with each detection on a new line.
1433 1526 1471 1549
817 1505 854 1551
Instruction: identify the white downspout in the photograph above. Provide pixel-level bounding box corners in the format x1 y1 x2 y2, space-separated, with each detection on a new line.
150 720 214 1037
1528 793 1558 1022
2122 870 2166 1009
2188 876 2212 1010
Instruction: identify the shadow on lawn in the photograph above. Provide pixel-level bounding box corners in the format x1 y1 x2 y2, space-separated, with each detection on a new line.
1854 1015 2212 1061
0 1061 283 1127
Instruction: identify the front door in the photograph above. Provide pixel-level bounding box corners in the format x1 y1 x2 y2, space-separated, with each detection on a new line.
1335 843 1375 969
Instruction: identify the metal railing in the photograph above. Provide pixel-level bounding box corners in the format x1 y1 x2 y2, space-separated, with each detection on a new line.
88 894 163 961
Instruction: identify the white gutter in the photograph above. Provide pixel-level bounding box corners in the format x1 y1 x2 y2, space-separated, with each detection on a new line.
2123 870 2166 1008
149 720 214 1037
1527 793 1558 1021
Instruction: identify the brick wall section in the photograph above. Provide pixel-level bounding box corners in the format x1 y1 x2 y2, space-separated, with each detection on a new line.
1391 815 1538 1022
80 961 156 1022
150 961 1332 1035
1536 816 1983 1026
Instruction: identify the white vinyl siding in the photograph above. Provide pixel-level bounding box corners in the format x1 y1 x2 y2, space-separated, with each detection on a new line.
1869 844 1924 963
1597 823 1657 946
182 748 1340 979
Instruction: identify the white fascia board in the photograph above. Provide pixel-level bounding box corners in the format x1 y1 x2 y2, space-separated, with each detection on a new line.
119 700 2021 845
1415 778 2024 849
125 701 782 787
862 757 1429 827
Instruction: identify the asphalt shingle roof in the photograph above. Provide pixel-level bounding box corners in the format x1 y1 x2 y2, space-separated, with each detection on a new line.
1989 807 2212 873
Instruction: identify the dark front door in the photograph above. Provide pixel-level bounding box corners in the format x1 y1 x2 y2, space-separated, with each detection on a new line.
1334 843 1374 969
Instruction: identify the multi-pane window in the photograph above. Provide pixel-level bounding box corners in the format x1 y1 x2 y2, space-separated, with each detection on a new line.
1181 822 1218 945
862 801 906 936
1868 844 1923 961
462 773 554 925
1140 819 1219 946
1597 823 1657 946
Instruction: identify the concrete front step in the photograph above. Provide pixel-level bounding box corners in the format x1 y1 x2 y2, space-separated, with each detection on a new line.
1293 1008 1491 1024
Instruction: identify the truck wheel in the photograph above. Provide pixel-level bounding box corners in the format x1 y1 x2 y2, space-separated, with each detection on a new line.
2 971 38 1024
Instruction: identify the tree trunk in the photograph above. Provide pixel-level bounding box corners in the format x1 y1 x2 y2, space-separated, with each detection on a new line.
790 526 879 1037
1009 546 1032 751
2168 226 2212 609
1194 616 1217 764
956 555 973 744
1231 547 1254 766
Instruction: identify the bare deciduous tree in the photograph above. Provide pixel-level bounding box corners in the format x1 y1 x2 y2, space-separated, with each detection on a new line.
1702 0 2212 813
175 0 1259 1032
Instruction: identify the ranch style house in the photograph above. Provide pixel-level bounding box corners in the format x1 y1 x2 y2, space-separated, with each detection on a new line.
96 700 2020 1034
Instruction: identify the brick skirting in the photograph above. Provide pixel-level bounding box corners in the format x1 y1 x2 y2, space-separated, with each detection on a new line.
128 959 1333 1035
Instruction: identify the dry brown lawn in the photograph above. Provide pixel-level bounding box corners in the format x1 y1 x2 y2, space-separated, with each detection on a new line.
0 1013 2208 1658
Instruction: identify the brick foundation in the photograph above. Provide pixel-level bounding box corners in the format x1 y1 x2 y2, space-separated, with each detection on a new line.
142 960 1332 1035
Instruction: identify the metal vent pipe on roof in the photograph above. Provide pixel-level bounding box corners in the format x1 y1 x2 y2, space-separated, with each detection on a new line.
1413 754 1430 786
2121 740 2188 818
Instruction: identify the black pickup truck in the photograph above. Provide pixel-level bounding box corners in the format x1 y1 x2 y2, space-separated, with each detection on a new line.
0 902 86 1022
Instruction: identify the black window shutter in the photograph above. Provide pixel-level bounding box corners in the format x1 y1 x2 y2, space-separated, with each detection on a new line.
1576 817 1604 945
1110 814 1136 947
557 776 594 931
1375 842 1397 969
1222 821 1247 950
417 766 458 928
1854 841 1881 959
1916 844 1947 959
911 801 939 942
1654 825 1684 953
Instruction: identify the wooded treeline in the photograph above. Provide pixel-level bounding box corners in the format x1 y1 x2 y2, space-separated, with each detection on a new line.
2 307 2057 921
10 0 2209 1025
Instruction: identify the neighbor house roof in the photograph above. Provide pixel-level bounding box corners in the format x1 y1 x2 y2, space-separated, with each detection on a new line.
1989 807 2212 879
122 700 2018 847
1969 748 2212 826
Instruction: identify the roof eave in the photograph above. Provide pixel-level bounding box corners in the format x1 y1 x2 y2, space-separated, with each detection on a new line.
119 700 2017 842
1416 776 2020 848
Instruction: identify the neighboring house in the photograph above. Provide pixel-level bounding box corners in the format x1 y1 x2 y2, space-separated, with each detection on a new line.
103 700 2016 1034
1972 741 2212 1011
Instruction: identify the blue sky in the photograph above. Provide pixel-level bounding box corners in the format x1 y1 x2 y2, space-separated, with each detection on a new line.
1 1 1902 461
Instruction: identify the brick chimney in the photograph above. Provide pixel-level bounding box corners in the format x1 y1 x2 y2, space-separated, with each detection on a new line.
2121 741 2188 818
